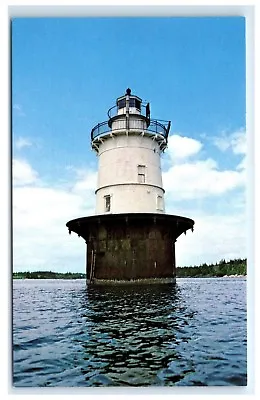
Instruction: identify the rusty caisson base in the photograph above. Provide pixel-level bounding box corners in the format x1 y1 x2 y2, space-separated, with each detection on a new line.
66 213 194 284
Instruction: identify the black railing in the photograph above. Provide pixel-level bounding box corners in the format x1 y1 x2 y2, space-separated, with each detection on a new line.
91 121 110 140
91 117 170 142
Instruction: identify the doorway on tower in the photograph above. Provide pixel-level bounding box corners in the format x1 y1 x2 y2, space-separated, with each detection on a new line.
156 195 164 211
104 195 111 212
137 164 146 183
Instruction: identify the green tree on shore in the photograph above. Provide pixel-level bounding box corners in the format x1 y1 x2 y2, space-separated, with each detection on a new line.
176 258 246 278
13 271 86 280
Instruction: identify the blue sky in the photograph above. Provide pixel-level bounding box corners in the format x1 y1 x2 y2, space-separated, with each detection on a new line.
12 17 246 272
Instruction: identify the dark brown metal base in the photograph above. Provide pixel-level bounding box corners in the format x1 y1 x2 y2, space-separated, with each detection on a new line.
66 213 194 284
86 277 176 285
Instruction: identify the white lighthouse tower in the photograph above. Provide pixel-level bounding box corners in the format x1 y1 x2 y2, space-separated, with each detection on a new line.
67 89 194 284
92 88 169 215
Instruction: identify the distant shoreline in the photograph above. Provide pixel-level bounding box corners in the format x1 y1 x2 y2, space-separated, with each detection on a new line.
177 275 246 279
13 276 246 280
13 272 85 280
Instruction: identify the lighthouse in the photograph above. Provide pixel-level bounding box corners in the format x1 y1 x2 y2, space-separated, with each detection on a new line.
66 89 194 284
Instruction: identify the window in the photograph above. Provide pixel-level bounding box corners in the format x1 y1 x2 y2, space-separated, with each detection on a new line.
104 195 111 212
157 195 163 211
135 100 141 110
117 98 126 109
129 98 141 109
118 98 141 110
138 165 146 183
129 98 135 108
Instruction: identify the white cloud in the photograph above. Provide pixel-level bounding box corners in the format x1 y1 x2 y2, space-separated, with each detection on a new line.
14 137 33 150
13 187 92 271
13 159 38 186
161 130 246 266
13 187 87 227
176 212 246 267
167 134 203 162
12 159 96 272
237 155 247 171
163 158 245 201
231 131 246 155
72 168 98 194
212 129 246 155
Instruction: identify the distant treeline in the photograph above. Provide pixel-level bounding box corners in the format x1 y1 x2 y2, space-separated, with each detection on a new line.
13 259 247 279
13 271 86 280
176 258 246 278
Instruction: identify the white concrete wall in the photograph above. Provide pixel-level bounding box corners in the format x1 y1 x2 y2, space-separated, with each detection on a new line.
95 134 165 214
96 184 165 214
111 117 146 131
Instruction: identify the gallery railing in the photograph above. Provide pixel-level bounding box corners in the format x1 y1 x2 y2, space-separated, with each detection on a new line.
91 118 170 142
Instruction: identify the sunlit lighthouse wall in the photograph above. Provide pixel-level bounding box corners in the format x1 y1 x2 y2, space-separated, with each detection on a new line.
66 89 194 284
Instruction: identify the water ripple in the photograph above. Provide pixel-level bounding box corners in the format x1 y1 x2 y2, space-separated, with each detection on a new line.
13 278 247 387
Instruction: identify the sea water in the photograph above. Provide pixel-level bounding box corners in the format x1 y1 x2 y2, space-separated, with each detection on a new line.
12 277 247 387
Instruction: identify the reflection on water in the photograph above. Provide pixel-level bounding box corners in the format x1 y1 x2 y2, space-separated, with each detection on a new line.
13 279 247 387
76 284 195 386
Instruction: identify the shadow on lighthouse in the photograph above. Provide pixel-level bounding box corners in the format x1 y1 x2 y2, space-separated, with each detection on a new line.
66 89 194 284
